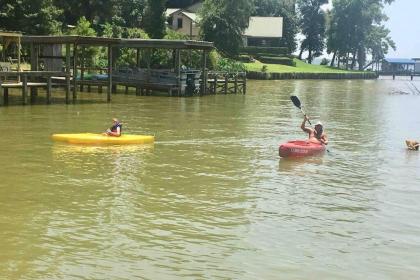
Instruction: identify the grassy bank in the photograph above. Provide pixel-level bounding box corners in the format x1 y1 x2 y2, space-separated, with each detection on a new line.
245 59 363 74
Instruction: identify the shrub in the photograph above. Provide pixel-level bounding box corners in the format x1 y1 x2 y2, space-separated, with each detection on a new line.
261 65 268 72
240 46 289 56
258 56 295 66
217 58 246 72
320 58 330 65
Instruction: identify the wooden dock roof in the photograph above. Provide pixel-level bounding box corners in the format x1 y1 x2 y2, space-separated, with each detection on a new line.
22 35 120 45
118 39 214 50
21 35 214 50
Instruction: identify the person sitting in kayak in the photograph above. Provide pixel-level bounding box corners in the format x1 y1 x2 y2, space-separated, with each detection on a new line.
301 115 328 145
105 118 122 137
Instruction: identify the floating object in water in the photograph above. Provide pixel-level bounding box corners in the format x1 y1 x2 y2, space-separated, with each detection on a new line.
406 140 419 151
279 140 326 158
52 133 154 145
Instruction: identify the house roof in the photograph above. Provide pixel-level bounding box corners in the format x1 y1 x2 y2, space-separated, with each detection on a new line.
166 9 198 22
244 17 283 38
384 58 415 64
166 8 180 17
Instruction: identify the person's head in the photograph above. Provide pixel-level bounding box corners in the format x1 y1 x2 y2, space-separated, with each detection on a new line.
314 121 323 134
112 118 119 124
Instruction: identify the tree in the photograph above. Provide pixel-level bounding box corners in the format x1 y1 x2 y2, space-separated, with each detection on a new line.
326 0 395 70
113 0 146 28
254 0 298 52
167 0 201 8
297 0 328 64
54 0 114 29
143 0 167 39
0 0 62 35
200 0 254 57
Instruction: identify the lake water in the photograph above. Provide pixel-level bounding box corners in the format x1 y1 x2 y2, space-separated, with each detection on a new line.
1 78 420 279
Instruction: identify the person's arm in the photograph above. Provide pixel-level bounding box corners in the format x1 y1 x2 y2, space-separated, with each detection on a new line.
301 115 312 134
321 134 328 145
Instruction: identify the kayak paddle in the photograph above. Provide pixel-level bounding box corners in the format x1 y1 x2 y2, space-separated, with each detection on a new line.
290 95 311 125
290 95 330 153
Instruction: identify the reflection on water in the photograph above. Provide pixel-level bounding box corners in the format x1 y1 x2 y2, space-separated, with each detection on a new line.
1 79 420 279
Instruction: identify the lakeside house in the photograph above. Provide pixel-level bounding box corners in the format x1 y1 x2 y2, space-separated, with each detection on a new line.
166 2 283 47
414 58 420 73
381 58 416 73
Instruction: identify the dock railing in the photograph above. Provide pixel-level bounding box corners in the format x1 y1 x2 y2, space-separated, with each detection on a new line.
0 71 71 105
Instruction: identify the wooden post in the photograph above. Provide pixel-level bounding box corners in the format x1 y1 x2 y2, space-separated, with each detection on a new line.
17 36 21 82
22 74 27 105
107 44 112 102
234 74 238 94
201 50 207 95
46 77 52 104
65 43 71 104
80 47 85 92
4 88 9 105
224 74 228 94
125 86 129 94
72 43 78 102
176 49 181 95
214 75 217 94
243 74 247 94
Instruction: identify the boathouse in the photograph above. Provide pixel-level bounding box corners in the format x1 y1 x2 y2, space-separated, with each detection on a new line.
1 33 246 106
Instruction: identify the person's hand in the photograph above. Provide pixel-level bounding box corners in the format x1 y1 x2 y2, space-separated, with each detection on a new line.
304 115 310 122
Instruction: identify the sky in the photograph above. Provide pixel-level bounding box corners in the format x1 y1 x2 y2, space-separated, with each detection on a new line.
323 0 420 59
384 0 420 58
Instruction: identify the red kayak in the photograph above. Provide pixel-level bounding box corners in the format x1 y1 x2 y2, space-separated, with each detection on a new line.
279 140 326 158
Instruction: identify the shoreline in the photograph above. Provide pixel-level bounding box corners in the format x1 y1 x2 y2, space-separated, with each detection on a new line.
246 71 379 80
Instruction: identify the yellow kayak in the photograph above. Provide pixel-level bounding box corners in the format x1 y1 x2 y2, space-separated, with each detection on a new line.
52 133 154 145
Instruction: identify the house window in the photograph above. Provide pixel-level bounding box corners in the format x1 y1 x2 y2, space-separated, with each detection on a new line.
177 18 183 29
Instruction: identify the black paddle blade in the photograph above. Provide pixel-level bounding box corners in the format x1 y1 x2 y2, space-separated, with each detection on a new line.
290 95 301 109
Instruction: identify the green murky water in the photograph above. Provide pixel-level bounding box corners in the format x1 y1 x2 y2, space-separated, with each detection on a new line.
1 78 420 279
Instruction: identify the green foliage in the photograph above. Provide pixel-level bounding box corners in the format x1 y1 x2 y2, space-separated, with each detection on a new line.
114 0 146 28
0 0 62 35
298 0 328 64
55 0 114 29
261 65 268 72
200 0 254 57
68 17 98 67
327 0 395 70
320 58 330 65
216 58 246 72
240 46 289 56
257 56 295 66
143 0 167 39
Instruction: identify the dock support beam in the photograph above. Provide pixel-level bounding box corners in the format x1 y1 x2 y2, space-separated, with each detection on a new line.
107 44 112 102
65 43 71 104
72 44 78 102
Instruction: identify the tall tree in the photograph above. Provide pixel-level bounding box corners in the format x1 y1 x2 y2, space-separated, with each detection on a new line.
143 0 167 39
254 0 298 52
114 0 146 28
54 0 114 29
200 0 254 57
297 0 328 64
327 0 395 70
0 0 62 35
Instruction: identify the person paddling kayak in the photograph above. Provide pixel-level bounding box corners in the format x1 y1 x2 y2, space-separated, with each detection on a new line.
104 118 122 137
301 115 328 145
